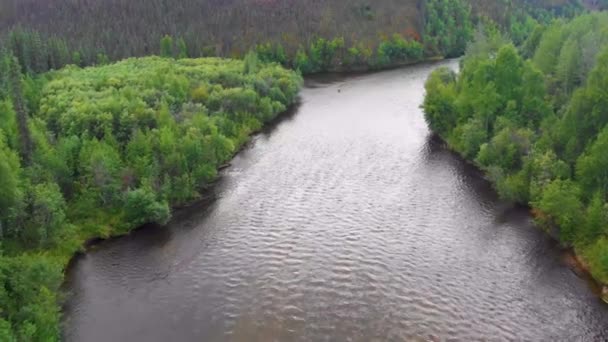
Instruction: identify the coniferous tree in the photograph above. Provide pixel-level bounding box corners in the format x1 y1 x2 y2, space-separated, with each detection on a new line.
8 56 32 164
160 35 173 58
177 38 188 59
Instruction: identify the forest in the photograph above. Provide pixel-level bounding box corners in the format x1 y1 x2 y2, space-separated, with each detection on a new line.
0 0 584 72
423 11 608 294
0 0 599 340
0 53 301 340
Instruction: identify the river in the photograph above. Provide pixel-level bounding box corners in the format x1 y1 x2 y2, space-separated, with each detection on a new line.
63 60 608 341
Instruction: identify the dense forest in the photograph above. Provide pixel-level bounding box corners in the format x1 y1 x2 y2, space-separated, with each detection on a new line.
423 11 608 297
0 0 600 340
0 53 301 340
0 0 584 72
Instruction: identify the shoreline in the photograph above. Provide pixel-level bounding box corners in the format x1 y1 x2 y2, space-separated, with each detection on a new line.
59 57 448 279
63 56 445 276
303 56 446 76
59 94 303 267
434 135 608 304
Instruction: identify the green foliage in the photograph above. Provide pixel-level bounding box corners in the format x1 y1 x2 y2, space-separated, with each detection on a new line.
451 118 487 159
124 187 170 227
584 238 608 282
576 125 608 197
476 126 532 172
71 51 82 67
293 38 372 73
464 23 510 61
521 24 545 59
423 12 608 286
96 53 110 65
21 182 67 248
534 179 583 243
424 0 474 57
376 34 424 67
509 13 538 46
558 45 608 162
422 67 458 137
533 12 608 91
294 48 312 74
580 192 607 244
0 132 22 224
160 35 174 58
0 255 62 341
255 43 287 65
556 37 581 96
243 51 260 74
527 149 570 201
177 38 188 59
0 55 301 339
6 28 72 74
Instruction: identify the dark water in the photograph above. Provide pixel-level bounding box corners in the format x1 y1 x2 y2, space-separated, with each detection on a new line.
63 60 608 341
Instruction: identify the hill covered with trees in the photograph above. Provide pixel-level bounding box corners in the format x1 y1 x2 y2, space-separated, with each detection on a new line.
423 11 608 298
0 0 584 70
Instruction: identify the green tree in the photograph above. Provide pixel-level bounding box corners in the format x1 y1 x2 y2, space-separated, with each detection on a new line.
476 126 532 172
71 51 82 66
422 67 457 137
556 37 581 96
534 179 583 244
494 45 523 107
521 24 545 59
177 38 188 59
581 192 607 244
8 56 32 164
79 139 123 206
452 118 487 159
576 125 608 197
424 0 473 57
96 53 110 65
124 187 170 227
0 133 21 238
160 35 174 58
533 23 565 75
22 182 66 247
294 49 312 73
243 51 260 74
520 61 550 128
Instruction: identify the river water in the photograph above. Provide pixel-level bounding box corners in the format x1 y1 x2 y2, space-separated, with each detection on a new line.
63 60 608 341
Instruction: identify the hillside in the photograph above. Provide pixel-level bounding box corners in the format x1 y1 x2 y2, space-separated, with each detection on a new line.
0 0 581 63
0 0 424 60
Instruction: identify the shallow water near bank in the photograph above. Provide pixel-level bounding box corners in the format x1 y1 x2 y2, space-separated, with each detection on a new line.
63 60 608 341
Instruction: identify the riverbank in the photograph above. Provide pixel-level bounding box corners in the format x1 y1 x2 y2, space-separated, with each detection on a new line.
59 97 301 263
0 56 303 340
422 17 608 307
56 56 441 264
434 134 608 303
307 56 446 75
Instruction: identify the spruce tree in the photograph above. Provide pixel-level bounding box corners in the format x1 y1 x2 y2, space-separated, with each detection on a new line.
8 56 32 164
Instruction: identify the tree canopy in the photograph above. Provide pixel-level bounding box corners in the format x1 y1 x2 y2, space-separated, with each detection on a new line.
423 11 608 285
0 53 301 340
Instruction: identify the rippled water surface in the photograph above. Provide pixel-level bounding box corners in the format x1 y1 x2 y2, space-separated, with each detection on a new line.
63 60 608 341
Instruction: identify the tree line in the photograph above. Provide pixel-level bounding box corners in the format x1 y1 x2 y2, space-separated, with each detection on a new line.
423 11 608 288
